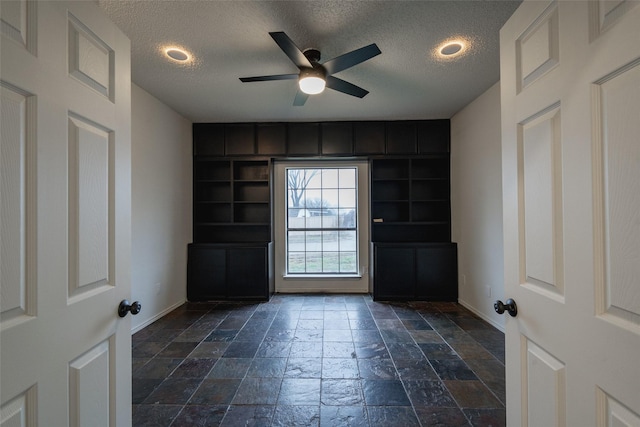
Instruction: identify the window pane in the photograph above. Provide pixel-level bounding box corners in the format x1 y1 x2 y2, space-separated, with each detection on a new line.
305 252 322 273
323 169 338 186
305 231 322 251
323 252 339 273
339 188 356 208
303 189 321 208
338 209 356 228
339 231 357 251
323 231 339 251
322 188 338 207
288 189 300 208
287 170 299 189
340 252 357 273
288 252 305 273
306 170 322 189
339 169 356 188
288 231 305 251
322 211 338 229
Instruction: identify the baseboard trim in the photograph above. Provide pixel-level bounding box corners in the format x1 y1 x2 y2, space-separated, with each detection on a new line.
458 298 505 333
131 300 186 334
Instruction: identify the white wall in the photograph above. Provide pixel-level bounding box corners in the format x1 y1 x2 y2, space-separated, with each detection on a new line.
131 84 192 332
451 82 505 331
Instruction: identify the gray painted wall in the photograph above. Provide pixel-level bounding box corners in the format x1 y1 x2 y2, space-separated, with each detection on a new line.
451 82 505 330
131 84 192 332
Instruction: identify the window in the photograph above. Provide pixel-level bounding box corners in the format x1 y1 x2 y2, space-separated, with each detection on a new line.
286 167 357 274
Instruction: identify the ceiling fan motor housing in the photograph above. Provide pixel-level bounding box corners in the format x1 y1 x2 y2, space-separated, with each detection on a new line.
299 63 326 80
303 48 321 63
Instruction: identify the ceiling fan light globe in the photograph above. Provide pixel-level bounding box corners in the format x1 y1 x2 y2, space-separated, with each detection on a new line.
299 76 326 95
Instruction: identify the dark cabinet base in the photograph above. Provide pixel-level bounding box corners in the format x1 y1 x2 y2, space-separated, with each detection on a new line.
372 242 457 301
187 243 273 301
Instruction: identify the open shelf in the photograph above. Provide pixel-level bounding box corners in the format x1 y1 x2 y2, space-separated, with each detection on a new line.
193 158 271 243
370 156 451 242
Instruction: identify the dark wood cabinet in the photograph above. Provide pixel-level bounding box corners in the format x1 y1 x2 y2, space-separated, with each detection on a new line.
193 158 270 244
417 121 450 153
354 122 385 154
386 122 417 154
187 243 273 301
193 124 224 156
193 120 450 157
373 242 457 301
225 124 255 156
190 119 455 302
288 123 320 155
373 245 415 299
257 123 286 155
371 157 451 243
321 122 353 155
187 245 227 300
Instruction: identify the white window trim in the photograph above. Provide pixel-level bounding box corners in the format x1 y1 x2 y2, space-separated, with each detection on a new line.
273 159 370 293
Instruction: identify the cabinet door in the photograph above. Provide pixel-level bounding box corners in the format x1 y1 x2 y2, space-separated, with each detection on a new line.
373 246 415 300
257 123 286 155
288 123 320 155
187 245 226 300
228 247 268 299
415 245 457 301
321 122 353 155
193 124 225 156
386 122 417 154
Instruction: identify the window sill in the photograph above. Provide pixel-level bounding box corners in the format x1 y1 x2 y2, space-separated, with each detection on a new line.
283 274 362 280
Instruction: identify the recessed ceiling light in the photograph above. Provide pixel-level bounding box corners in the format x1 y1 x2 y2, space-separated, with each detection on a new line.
440 43 463 56
163 46 192 63
434 39 468 59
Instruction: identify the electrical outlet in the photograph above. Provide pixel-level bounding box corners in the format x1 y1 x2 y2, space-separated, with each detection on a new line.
461 274 466 287
486 285 492 298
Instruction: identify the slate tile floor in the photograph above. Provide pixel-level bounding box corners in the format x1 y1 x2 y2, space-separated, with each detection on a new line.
132 294 505 426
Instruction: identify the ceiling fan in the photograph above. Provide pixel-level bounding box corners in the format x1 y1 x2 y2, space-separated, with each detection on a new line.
240 31 381 106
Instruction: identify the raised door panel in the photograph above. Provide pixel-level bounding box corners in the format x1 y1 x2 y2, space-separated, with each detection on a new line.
593 60 640 332
522 340 566 427
0 0 36 52
68 341 112 427
519 105 564 301
0 85 36 325
67 115 112 302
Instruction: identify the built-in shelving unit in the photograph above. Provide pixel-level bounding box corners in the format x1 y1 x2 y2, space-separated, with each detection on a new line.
371 157 451 243
189 119 457 302
193 159 270 243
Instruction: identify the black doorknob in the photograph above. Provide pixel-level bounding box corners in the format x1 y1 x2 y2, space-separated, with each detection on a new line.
118 300 141 317
494 299 517 317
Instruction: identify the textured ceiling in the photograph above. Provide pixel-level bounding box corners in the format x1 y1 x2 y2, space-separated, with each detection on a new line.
97 0 522 123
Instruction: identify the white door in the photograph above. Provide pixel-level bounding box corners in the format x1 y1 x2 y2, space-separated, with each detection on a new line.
1 2 132 426
500 1 639 425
